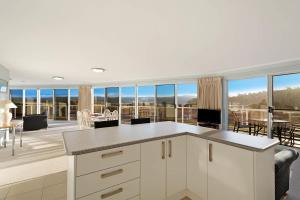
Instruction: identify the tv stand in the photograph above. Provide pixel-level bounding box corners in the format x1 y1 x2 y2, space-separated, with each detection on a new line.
198 122 220 129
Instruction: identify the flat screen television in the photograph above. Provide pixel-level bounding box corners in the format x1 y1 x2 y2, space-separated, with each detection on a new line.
198 109 221 124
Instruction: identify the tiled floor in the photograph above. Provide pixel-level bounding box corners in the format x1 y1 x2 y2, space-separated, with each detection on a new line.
0 171 67 200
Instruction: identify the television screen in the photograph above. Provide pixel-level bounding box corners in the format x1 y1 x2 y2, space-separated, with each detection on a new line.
198 109 221 124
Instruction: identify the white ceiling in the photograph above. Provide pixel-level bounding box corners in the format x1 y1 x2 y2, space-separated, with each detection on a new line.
0 0 300 86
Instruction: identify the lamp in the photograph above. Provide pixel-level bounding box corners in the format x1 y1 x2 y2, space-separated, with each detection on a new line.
0 100 17 126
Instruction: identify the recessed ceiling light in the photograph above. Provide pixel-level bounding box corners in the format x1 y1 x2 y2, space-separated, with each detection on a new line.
52 76 64 80
91 67 105 73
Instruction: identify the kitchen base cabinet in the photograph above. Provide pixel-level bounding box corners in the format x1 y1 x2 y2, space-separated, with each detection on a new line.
166 136 187 198
187 136 207 200
207 141 275 200
207 141 254 200
141 136 187 200
141 139 166 200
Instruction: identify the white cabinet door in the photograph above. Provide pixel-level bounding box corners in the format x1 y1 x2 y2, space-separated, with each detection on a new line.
207 141 254 200
166 136 187 198
141 139 166 200
187 136 207 200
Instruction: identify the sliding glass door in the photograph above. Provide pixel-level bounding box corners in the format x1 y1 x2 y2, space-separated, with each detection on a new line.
106 87 119 112
40 89 54 119
227 77 268 133
156 84 175 122
25 89 37 115
138 85 156 122
10 89 23 119
94 88 105 113
272 73 300 144
177 83 198 125
121 87 135 124
54 89 68 120
70 89 79 120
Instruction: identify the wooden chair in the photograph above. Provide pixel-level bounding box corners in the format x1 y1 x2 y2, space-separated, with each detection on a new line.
131 118 151 125
94 120 119 129
231 111 253 134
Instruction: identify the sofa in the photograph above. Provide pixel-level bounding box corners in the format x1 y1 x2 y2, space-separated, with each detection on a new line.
23 114 48 131
275 146 299 200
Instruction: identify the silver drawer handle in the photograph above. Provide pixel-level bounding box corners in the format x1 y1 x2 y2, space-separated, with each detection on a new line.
101 188 123 199
101 150 123 159
101 169 123 179
209 143 213 162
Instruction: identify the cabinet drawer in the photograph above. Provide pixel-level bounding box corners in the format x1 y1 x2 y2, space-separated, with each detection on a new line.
76 144 140 176
77 179 140 200
76 161 140 198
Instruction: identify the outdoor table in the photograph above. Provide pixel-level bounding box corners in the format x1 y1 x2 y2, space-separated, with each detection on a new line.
250 118 289 144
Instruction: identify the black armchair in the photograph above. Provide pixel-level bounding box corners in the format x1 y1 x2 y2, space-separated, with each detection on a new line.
275 146 299 200
23 114 48 131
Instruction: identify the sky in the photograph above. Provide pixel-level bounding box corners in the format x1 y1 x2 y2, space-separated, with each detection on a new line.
229 73 300 97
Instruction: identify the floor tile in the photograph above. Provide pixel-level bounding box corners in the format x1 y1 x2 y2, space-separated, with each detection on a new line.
6 189 42 200
43 171 67 188
42 183 67 200
7 178 44 197
0 185 10 200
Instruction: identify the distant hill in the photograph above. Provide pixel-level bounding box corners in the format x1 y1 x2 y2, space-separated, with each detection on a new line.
229 87 300 110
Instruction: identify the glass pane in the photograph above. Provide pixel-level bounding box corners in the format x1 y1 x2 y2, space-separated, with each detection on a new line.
40 89 53 119
10 89 23 119
177 84 198 125
54 89 68 120
138 85 155 122
121 87 135 124
25 89 37 115
273 73 300 145
273 73 300 110
106 87 119 112
94 88 105 113
70 89 79 120
228 77 268 134
156 84 175 122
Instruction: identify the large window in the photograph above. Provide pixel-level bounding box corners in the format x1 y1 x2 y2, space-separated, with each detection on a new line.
138 85 156 122
121 87 135 124
177 84 198 125
10 89 23 119
25 89 37 115
70 89 79 120
40 89 53 119
94 88 105 113
106 87 119 112
273 73 300 126
156 84 175 122
228 77 268 132
54 89 68 120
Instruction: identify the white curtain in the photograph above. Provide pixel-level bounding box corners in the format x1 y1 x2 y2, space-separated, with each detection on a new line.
78 85 92 111
197 77 223 110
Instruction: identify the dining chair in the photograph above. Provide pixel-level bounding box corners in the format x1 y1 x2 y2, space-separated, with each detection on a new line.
94 120 119 129
111 110 119 120
231 111 253 134
131 118 151 125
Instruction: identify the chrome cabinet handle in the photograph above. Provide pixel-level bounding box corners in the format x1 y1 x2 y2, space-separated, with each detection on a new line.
101 150 123 159
101 188 123 199
209 143 213 162
168 140 172 158
101 169 123 179
162 141 166 159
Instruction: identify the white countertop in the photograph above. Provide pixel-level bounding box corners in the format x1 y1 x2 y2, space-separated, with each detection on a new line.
62 122 279 155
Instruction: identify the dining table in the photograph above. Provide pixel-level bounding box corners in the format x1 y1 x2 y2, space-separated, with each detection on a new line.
249 118 290 144
0 120 23 156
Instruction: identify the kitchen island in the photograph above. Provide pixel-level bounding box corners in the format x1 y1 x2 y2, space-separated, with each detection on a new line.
63 122 279 200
